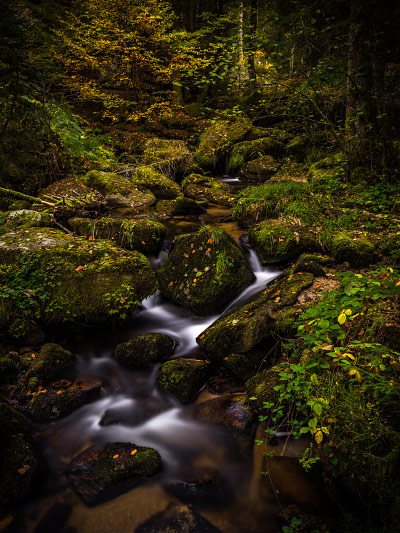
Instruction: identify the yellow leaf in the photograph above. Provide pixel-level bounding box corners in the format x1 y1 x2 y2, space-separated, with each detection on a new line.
314 429 323 444
338 313 347 325
345 309 352 316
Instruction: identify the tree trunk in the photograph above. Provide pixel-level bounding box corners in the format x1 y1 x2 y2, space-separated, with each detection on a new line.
237 0 245 84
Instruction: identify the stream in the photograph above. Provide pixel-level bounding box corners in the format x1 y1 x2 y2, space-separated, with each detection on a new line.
12 194 330 533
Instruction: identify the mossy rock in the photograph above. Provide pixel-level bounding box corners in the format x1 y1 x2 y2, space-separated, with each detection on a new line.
8 200 31 210
182 174 234 206
40 177 103 205
293 257 326 277
69 442 162 504
157 226 255 315
157 358 210 403
3 210 55 232
274 307 302 338
194 120 252 171
0 434 47 505
130 166 182 199
286 134 308 160
114 333 175 369
246 127 291 143
245 368 281 415
223 349 270 381
239 155 281 182
8 318 45 345
196 271 314 360
0 227 70 264
27 378 102 420
156 197 206 216
26 343 74 383
228 137 286 174
330 232 375 267
0 357 18 383
0 237 158 323
248 220 313 265
68 217 167 255
83 170 156 208
142 138 192 178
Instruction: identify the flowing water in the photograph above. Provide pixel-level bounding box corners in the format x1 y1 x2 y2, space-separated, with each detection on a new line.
11 201 331 533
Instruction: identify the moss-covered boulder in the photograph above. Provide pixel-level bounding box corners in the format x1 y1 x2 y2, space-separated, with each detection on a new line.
68 217 167 255
8 200 31 210
182 174 234 206
196 271 314 360
27 378 102 420
114 333 175 369
142 138 192 178
8 318 45 345
156 196 206 216
40 177 103 205
0 237 158 323
0 227 70 264
157 227 255 315
245 368 281 415
3 210 55 232
286 134 308 160
69 442 163 504
0 400 47 504
83 170 156 208
246 127 291 143
157 358 210 403
248 220 318 265
228 137 286 174
130 166 182 199
223 349 270 381
194 120 252 171
26 343 74 383
239 155 281 182
293 254 327 277
330 232 375 267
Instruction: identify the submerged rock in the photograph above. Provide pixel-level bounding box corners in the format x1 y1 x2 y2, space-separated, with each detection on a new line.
157 358 210 403
68 217 167 255
83 169 156 208
114 333 175 369
197 271 314 360
330 232 375 267
248 219 318 265
182 174 234 206
130 166 182 199
25 343 74 383
157 226 255 316
136 502 222 533
0 399 47 504
26 378 102 420
69 442 162 504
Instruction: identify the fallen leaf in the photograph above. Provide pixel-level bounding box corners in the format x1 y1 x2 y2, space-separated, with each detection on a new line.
113 454 119 459
75 265 84 271
131 449 137 455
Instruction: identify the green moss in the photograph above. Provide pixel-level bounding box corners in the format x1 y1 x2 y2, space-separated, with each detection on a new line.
157 358 210 403
330 232 375 267
3 210 55 232
196 271 314 359
142 138 192 177
68 217 167 254
274 307 302 338
223 350 268 381
26 343 74 383
194 119 252 170
131 166 181 199
156 196 206 216
157 226 255 315
248 220 303 265
0 227 70 264
239 155 281 181
228 137 285 174
182 173 233 206
114 333 175 369
286 134 308 159
246 127 291 142
245 368 281 415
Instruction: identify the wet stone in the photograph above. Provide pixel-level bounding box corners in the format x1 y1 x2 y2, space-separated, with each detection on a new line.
69 442 162 504
157 358 210 404
26 343 74 383
114 333 175 369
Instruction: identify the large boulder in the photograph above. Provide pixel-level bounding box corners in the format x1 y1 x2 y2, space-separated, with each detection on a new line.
194 120 252 171
248 219 319 265
129 166 182 199
246 127 291 142
2 210 55 232
330 232 375 267
40 177 103 205
228 137 286 174
114 333 175 369
68 217 167 255
0 399 47 504
182 174 234 206
0 227 70 264
69 442 162 504
239 155 281 182
83 170 155 208
0 237 158 323
157 358 210 403
156 197 206 216
25 343 74 383
196 271 314 360
142 138 192 178
26 378 102 420
157 226 255 315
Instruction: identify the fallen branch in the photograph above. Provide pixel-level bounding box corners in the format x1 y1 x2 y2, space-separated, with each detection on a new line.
0 186 55 207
